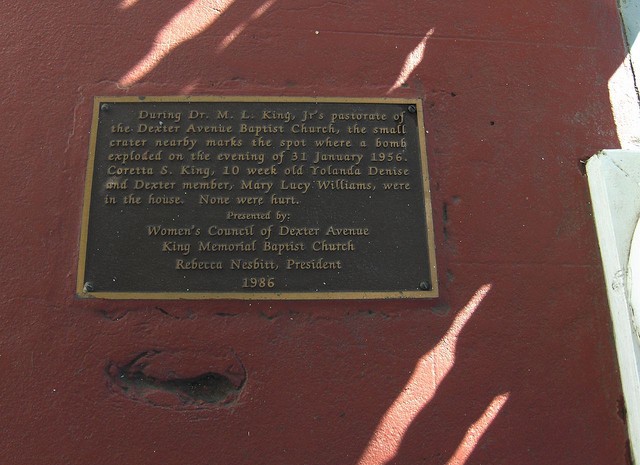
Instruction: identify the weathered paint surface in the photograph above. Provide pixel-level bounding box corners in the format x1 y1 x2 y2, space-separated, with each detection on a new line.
0 1 631 464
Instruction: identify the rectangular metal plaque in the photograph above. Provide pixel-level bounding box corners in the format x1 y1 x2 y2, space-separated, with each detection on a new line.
77 97 437 299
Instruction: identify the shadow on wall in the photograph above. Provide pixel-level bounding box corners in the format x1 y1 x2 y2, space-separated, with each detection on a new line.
57 0 627 463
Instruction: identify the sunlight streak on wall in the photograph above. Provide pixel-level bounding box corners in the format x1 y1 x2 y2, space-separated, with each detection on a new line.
446 393 509 465
357 284 492 465
119 0 234 86
181 80 201 94
217 0 276 52
388 29 434 93
117 0 140 10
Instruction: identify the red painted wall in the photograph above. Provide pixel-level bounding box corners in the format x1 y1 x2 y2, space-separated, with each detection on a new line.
0 1 631 463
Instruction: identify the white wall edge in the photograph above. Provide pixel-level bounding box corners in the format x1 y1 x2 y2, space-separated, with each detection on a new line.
587 150 640 464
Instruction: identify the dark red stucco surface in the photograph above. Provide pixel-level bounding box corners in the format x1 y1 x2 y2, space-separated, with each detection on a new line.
0 1 631 464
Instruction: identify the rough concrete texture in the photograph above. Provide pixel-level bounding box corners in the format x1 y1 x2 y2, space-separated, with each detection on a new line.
0 0 632 464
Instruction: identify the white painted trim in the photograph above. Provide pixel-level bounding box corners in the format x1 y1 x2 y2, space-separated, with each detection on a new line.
587 150 640 464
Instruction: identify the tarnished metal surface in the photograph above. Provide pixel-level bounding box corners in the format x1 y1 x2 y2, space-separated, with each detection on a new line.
78 97 437 298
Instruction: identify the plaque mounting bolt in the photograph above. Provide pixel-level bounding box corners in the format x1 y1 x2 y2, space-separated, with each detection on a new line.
83 282 94 293
408 105 416 113
419 281 431 291
100 103 109 111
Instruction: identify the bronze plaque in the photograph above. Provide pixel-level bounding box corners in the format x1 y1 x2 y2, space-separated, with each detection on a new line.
77 97 437 299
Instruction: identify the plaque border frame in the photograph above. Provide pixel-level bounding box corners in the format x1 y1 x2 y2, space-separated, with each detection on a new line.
77 96 438 300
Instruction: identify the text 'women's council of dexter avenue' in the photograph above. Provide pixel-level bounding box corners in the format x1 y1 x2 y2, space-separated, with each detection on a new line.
78 98 437 299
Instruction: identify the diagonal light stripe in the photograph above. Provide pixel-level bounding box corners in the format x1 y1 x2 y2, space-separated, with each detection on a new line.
389 29 434 93
217 0 276 52
119 0 234 86
446 393 510 465
357 284 492 465
118 0 140 10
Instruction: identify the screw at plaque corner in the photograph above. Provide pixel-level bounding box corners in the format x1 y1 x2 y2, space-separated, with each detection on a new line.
408 105 416 113
83 282 94 293
419 281 431 291
100 103 109 111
